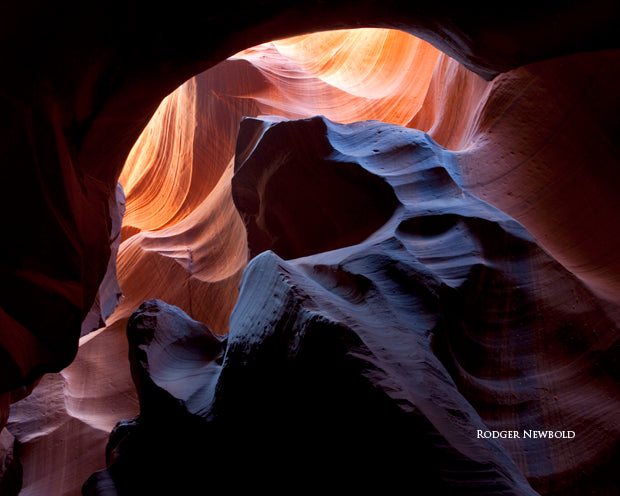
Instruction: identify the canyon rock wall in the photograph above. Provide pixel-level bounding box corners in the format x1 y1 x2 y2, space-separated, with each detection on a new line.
457 50 620 306
86 116 618 495
8 29 446 495
1 2 619 495
2 0 618 425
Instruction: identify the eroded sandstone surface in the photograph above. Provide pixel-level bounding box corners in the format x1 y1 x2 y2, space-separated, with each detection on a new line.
1 3 620 494
85 117 619 495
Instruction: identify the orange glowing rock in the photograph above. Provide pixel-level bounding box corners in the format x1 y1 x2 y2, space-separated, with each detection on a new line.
114 162 248 335
114 28 441 337
6 23 620 496
408 52 492 150
10 35 440 493
232 28 440 126
119 83 198 233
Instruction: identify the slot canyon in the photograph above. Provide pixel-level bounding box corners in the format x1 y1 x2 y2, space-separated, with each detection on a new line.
1 1 619 495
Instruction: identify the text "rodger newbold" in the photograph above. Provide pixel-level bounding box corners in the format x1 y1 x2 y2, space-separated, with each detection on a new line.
477 430 576 439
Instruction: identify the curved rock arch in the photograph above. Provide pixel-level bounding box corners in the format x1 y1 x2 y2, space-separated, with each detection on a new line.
1 0 620 480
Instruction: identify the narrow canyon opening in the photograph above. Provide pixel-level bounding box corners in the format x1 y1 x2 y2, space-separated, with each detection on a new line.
10 28 456 495
114 28 448 337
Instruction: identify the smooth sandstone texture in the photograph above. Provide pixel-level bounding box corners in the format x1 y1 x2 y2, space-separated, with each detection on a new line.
1 4 619 494
232 116 402 259
4 27 615 494
10 29 446 495
232 29 440 125
457 51 620 306
86 117 618 495
1 0 619 407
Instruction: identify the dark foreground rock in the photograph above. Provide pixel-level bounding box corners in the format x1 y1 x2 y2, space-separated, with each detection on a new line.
84 117 619 495
0 429 21 496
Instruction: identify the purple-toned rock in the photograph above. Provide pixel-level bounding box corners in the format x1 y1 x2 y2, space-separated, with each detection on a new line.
125 298 224 414
232 116 401 259
86 117 619 495
0 429 21 496
81 183 126 337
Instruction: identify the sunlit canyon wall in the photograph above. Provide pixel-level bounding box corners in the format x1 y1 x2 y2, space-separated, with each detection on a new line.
1 3 619 495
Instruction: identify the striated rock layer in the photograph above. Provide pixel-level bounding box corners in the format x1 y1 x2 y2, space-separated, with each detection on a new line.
9 28 446 495
236 117 619 496
2 1 619 417
232 29 440 125
409 50 620 306
86 117 619 495
5 26 620 495
2 0 619 416
1 3 619 493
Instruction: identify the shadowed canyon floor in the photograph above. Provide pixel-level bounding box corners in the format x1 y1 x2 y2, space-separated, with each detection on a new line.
2 15 620 496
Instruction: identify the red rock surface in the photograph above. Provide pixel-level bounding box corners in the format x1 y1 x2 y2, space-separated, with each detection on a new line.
8 28 445 495
113 28 441 335
409 50 620 307
85 116 618 495
0 2 619 495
